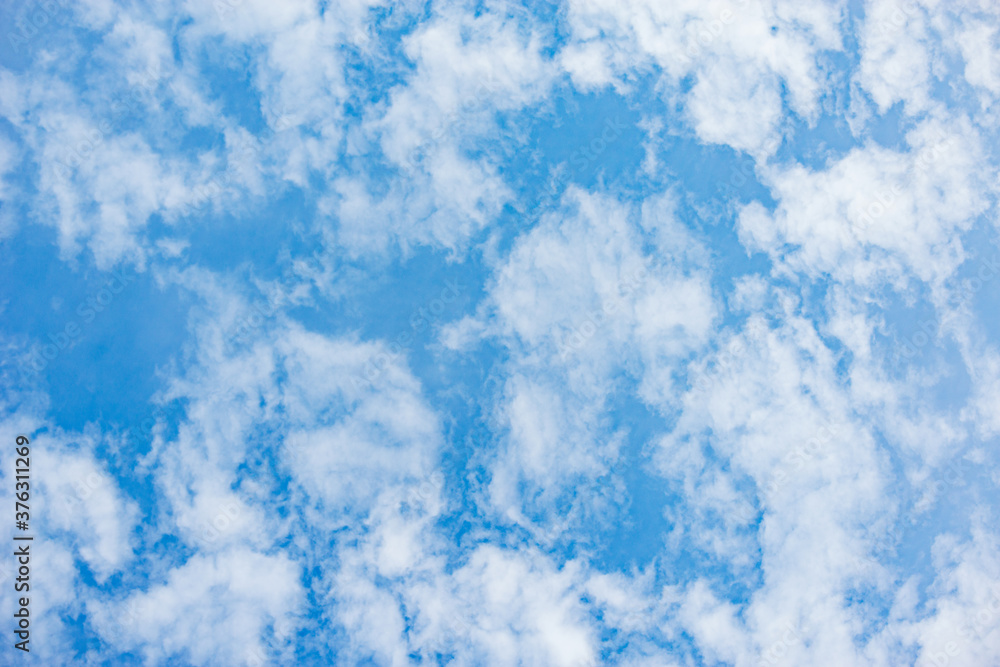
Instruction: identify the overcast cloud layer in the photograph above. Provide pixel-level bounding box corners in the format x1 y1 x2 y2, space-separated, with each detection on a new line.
1 0 1000 665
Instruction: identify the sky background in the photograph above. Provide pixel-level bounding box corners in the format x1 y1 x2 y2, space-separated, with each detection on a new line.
1 0 1000 665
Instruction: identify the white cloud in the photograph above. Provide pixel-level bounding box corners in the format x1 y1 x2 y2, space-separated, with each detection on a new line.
95 549 302 666
328 144 511 255
328 4 555 255
279 326 442 516
737 115 991 289
39 447 138 581
856 0 935 115
560 0 845 154
338 541 599 666
857 0 1000 124
0 412 138 660
887 515 1000 667
656 295 901 664
475 188 715 530
378 7 555 166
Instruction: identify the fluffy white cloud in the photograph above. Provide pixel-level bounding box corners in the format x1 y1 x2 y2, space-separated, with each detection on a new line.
279 326 442 516
856 0 936 115
94 548 302 666
465 188 715 532
885 515 1000 667
737 116 991 289
560 0 845 154
0 409 139 660
328 145 511 255
326 4 557 256
333 537 599 666
857 0 1000 124
377 6 555 166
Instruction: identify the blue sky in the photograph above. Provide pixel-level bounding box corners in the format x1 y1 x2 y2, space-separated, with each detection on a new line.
1 0 1000 665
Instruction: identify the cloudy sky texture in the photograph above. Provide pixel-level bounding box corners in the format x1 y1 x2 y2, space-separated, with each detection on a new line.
1 0 1000 664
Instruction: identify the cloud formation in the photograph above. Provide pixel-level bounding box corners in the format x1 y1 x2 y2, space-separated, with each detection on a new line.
1 0 999 665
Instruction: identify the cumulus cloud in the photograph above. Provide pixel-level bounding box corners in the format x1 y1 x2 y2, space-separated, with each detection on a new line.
93 549 302 666
737 115 991 289
467 188 715 534
560 0 844 154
